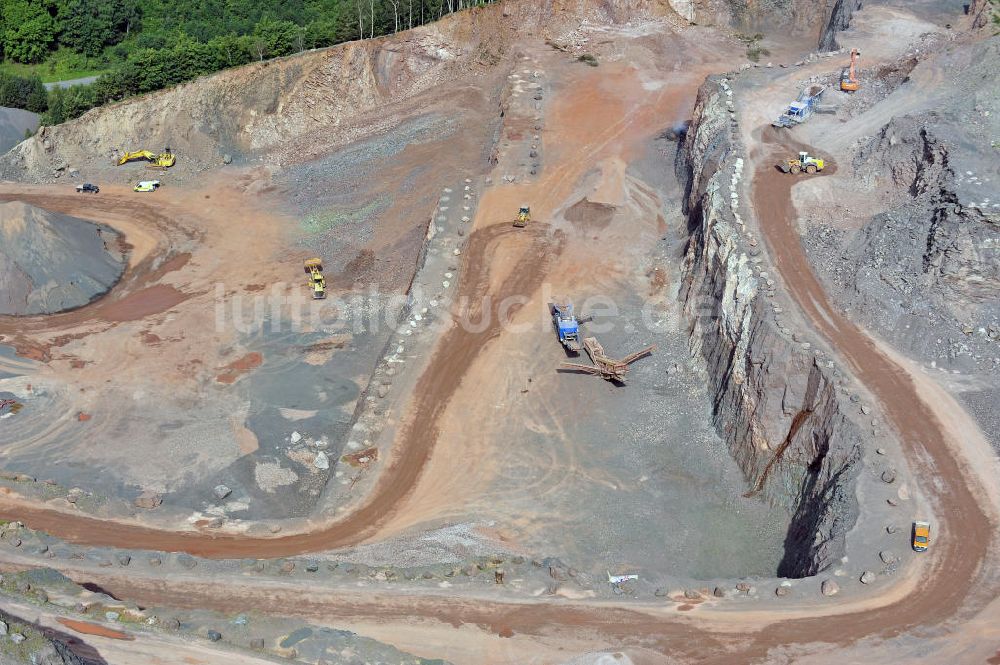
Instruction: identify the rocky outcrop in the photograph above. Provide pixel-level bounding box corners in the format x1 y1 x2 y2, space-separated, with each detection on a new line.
669 0 860 50
969 0 996 31
818 0 863 51
852 117 1000 304
678 77 863 577
0 608 87 665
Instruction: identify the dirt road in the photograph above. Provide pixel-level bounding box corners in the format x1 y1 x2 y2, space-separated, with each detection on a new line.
0 222 559 557
745 129 1000 639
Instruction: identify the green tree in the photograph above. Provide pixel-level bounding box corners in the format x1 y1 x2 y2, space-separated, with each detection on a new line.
252 16 299 59
58 0 140 57
0 71 47 111
1 0 58 63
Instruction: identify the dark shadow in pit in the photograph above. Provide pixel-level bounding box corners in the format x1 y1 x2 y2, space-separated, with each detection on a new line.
80 581 122 600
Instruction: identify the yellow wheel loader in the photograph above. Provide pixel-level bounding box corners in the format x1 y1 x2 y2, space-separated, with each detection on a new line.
304 258 326 300
779 151 825 175
118 148 175 168
514 205 530 228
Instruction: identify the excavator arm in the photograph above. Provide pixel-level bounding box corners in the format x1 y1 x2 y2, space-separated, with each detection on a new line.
841 48 860 92
118 149 175 168
118 150 156 165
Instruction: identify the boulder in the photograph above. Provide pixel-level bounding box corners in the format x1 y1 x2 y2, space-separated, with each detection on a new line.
213 485 232 500
713 586 726 598
860 571 875 584
879 550 898 564
207 630 222 642
313 451 329 470
683 589 702 600
117 553 132 566
821 579 840 596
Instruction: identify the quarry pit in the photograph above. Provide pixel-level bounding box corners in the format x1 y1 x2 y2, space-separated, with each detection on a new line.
0 1 998 664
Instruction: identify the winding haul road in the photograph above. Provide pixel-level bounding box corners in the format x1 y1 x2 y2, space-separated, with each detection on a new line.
1 36 998 665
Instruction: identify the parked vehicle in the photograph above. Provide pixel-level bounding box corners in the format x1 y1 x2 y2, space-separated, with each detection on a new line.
912 520 931 552
133 180 161 192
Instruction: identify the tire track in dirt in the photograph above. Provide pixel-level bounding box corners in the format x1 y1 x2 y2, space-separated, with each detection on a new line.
0 223 561 557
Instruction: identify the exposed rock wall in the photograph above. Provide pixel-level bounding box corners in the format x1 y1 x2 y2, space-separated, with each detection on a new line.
852 117 1000 305
969 0 996 31
669 0 860 50
678 77 863 577
818 0 863 51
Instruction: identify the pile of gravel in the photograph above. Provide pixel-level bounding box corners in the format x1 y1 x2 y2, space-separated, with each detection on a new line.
0 201 125 315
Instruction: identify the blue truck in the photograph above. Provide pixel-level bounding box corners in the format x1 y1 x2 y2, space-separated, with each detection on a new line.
551 302 581 352
772 84 826 128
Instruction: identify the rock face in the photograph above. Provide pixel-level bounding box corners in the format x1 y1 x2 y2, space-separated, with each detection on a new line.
678 77 863 578
0 608 86 664
672 0 860 50
812 38 1000 373
853 115 1000 303
0 201 125 315
818 0 863 51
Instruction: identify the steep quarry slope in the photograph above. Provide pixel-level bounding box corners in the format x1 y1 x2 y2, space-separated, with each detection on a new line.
0 0 675 183
679 78 866 576
809 37 1000 372
0 201 125 316
668 0 862 49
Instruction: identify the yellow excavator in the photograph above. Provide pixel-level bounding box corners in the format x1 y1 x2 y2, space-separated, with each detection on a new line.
117 148 175 168
304 258 326 300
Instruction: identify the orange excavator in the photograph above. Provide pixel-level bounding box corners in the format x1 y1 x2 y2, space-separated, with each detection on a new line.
841 48 860 92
